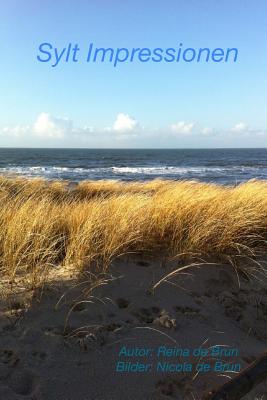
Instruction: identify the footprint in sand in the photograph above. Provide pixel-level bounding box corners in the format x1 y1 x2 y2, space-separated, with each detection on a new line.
67 321 127 349
43 326 63 336
155 379 175 396
0 350 39 397
31 350 47 361
7 368 38 396
154 376 192 399
131 306 161 323
0 349 19 368
215 288 267 340
174 306 200 317
116 298 130 309
0 349 19 382
136 261 151 267
205 270 235 296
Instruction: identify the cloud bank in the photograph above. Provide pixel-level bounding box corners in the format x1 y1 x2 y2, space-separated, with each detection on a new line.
0 114 266 147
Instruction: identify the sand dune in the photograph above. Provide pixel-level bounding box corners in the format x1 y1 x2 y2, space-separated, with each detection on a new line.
1 257 267 399
0 177 267 399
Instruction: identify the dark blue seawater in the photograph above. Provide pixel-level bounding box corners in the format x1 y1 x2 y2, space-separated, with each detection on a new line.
0 148 266 185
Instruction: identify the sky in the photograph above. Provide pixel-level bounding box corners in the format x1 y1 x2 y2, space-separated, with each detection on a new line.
0 0 266 148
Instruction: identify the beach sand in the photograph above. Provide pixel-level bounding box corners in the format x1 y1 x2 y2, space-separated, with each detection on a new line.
0 257 266 400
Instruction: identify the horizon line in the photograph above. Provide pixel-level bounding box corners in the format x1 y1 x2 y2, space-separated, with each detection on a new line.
0 147 266 150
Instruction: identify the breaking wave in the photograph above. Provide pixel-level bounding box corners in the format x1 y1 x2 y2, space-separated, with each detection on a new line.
1 164 267 183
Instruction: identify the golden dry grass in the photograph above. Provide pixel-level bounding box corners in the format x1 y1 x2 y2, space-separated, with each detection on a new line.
0 175 266 287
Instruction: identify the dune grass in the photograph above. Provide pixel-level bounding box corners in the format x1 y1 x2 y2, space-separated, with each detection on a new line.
0 175 266 288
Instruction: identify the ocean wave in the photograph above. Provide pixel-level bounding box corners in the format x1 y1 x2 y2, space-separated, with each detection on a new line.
111 166 237 174
0 164 266 182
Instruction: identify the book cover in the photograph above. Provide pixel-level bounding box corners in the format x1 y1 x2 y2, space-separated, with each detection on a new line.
0 1 266 399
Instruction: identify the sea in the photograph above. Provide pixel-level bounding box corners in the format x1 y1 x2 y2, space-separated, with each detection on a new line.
0 148 266 185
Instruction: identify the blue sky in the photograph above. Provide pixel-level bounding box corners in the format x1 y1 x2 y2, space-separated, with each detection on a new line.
0 0 266 148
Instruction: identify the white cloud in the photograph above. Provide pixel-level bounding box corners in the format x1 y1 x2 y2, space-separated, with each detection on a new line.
201 127 215 136
33 112 72 139
170 121 195 135
1 125 30 137
113 113 138 133
231 122 248 133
